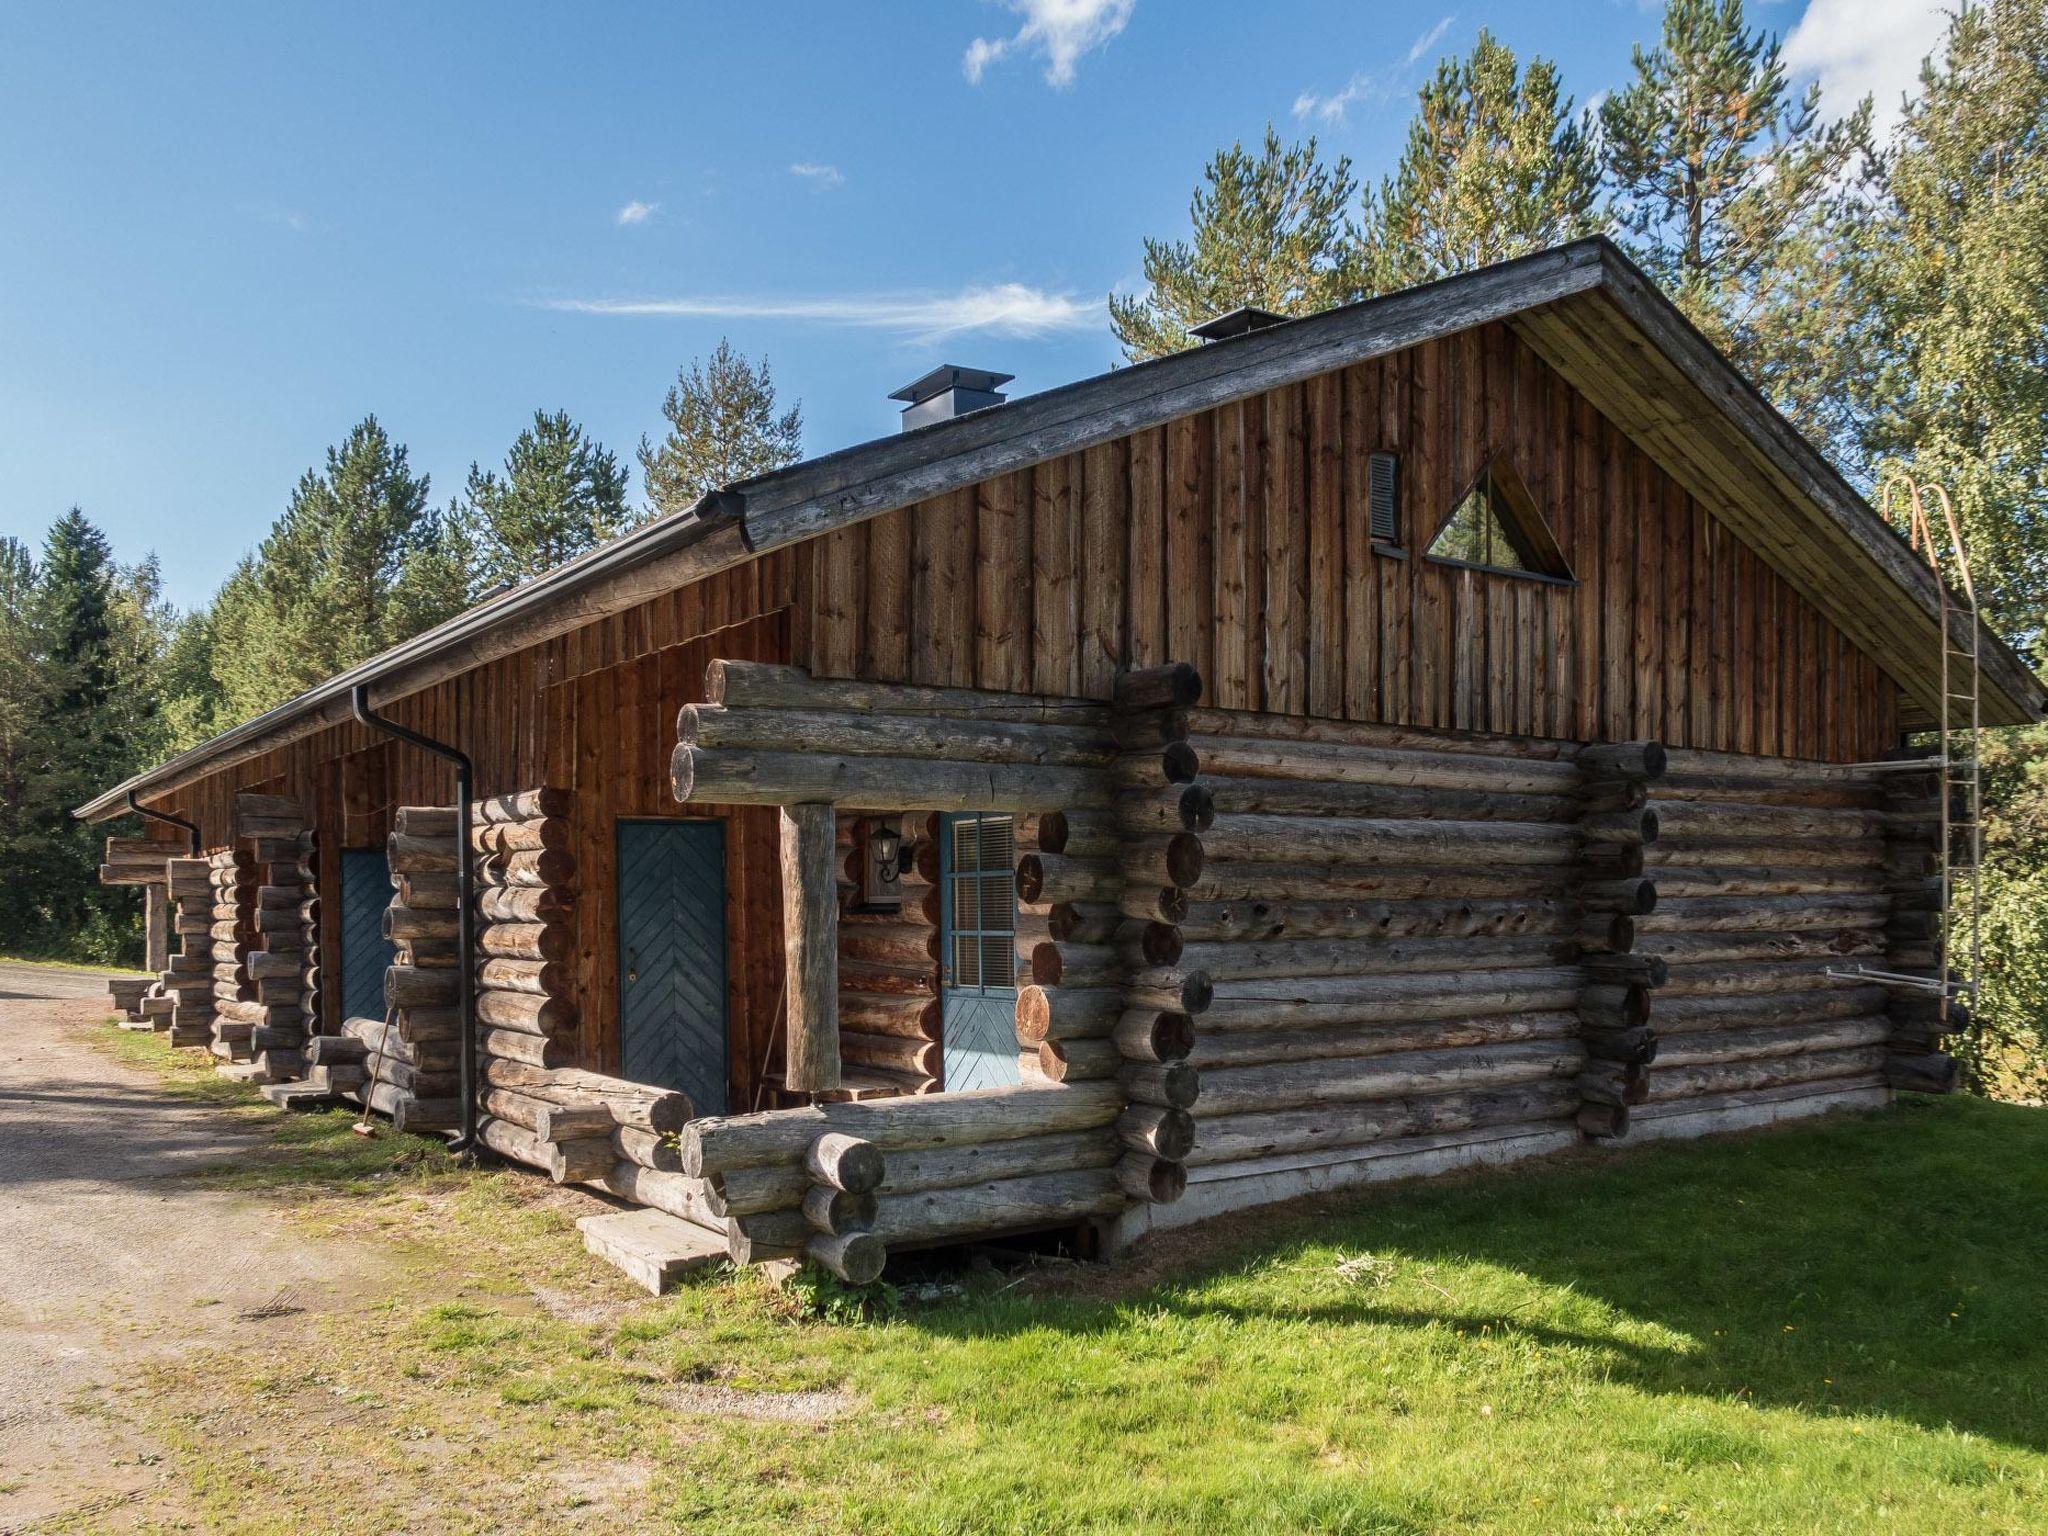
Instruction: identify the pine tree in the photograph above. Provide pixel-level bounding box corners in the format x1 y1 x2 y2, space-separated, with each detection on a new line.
205 417 470 720
638 341 803 517
1360 31 1600 292
1110 128 1361 361
1854 0 2048 649
459 410 631 588
1600 0 1877 448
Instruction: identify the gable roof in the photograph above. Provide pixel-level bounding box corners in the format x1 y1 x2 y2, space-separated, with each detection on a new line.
76 236 2041 822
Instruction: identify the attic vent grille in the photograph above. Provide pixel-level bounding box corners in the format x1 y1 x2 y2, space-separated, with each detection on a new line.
1368 453 1399 544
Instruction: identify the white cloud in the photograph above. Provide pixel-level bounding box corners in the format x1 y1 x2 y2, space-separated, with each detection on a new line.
542 283 1100 341
615 199 659 226
790 161 845 188
964 0 1134 87
1785 0 1947 128
1293 15 1454 124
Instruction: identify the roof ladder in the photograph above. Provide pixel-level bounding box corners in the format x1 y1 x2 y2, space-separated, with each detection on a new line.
1827 476 1982 1016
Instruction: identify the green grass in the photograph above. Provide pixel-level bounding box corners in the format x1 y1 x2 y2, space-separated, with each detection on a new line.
3 949 149 973
102 1023 2048 1534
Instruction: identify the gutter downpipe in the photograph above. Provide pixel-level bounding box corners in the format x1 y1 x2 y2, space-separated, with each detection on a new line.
350 684 477 1156
126 791 200 857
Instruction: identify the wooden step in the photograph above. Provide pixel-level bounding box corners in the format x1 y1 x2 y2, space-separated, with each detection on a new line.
577 1208 726 1295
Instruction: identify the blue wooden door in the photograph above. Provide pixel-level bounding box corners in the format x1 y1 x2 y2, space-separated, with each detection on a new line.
940 812 1021 1092
616 819 728 1116
339 848 396 1023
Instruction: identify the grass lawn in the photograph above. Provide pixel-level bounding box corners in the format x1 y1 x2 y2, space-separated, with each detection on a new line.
95 1025 2048 1534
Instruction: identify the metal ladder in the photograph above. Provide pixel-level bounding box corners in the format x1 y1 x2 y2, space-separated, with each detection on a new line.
1828 475 1982 1019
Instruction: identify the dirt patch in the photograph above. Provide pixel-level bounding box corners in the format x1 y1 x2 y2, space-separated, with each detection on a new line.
663 1383 859 1424
0 978 394 1533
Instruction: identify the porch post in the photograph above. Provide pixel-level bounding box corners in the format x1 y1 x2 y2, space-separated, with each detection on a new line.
780 802 841 1092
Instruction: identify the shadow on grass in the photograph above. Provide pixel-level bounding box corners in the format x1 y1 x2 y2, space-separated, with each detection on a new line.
910 1094 2048 1452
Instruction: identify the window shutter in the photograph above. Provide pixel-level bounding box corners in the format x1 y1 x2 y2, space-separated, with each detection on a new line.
1368 453 1399 544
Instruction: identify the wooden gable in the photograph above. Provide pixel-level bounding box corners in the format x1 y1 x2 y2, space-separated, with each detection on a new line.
803 321 1899 763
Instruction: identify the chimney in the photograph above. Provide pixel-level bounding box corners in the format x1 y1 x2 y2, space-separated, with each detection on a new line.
1190 306 1288 343
890 365 1015 432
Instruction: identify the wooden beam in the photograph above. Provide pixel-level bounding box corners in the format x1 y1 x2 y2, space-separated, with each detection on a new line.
780 803 841 1093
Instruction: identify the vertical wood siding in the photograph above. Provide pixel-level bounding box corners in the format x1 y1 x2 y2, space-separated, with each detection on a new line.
802 322 1897 761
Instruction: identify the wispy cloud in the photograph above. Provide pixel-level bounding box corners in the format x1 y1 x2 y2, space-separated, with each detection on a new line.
790 161 845 188
1785 0 1947 130
615 199 659 226
964 0 1134 87
249 205 309 233
1293 15 1454 124
541 283 1100 341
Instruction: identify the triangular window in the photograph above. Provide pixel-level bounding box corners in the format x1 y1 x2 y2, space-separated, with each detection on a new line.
1426 458 1572 582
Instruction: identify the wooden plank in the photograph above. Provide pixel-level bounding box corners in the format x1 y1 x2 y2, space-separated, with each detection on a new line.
976 471 1027 691
1125 427 1167 670
1079 440 1123 698
1306 369 1344 718
780 803 840 1093
1030 458 1080 697
1212 400 1253 711
1164 410 1215 688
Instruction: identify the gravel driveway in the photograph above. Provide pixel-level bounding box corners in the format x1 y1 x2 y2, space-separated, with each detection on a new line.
0 966 389 1533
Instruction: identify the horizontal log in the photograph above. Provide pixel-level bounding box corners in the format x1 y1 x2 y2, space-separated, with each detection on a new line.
679 703 1113 768
473 787 571 823
476 921 569 962
1201 967 1581 1030
1636 931 1884 966
1646 865 1888 898
806 1231 888 1283
471 817 568 854
1035 1037 1120 1082
1654 985 1888 1034
1204 814 1578 869
482 848 575 889
1016 986 1117 1043
1186 1081 1579 1166
1653 799 1887 843
387 831 456 875
613 1125 682 1171
838 1031 942 1077
1645 1045 1888 1103
1110 1009 1195 1062
1658 959 1856 998
394 807 458 839
1174 934 1577 981
871 1168 1127 1245
706 660 1108 725
1643 894 1890 933
480 1027 573 1068
1177 896 1591 944
673 745 1110 812
385 966 458 1009
475 988 577 1034
1203 774 1581 825
1189 1011 1579 1070
476 885 571 923
1015 854 1118 906
475 956 560 996
802 1185 878 1236
1187 861 1574 904
1193 1040 1583 1117
1655 1017 1890 1069
1885 1052 1957 1094
684 1080 1125 1177
476 1062 690 1133
1190 736 1580 795
840 991 939 1039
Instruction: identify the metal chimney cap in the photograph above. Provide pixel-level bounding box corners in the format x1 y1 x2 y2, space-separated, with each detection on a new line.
1190 306 1288 342
889 365 1016 406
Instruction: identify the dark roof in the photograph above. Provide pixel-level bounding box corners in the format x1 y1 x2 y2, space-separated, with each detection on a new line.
76 236 2042 821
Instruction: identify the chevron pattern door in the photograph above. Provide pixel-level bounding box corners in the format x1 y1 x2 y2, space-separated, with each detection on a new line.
339 848 396 1023
616 819 729 1116
940 812 1021 1092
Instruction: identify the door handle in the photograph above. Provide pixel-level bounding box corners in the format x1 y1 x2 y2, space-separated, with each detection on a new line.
626 946 638 983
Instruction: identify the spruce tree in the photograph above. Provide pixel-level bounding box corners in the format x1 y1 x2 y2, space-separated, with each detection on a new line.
1360 31 1600 292
1854 0 2048 648
1110 127 1361 361
459 410 631 587
638 341 803 517
1600 0 1877 448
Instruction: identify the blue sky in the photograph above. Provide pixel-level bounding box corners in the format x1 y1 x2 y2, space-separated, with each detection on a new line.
0 0 1939 609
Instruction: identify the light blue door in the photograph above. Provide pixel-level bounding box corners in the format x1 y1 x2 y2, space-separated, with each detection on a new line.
339 848 396 1023
940 812 1021 1092
617 819 728 1116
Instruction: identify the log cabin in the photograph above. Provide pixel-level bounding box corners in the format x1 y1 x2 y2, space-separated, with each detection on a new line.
77 238 2044 1284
